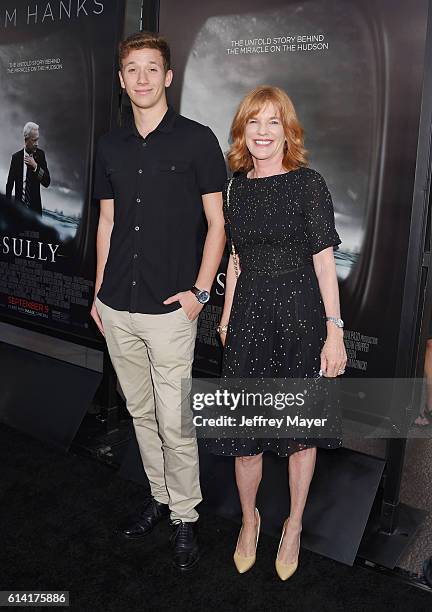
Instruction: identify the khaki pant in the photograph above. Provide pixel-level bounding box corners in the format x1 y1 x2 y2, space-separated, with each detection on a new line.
96 298 201 522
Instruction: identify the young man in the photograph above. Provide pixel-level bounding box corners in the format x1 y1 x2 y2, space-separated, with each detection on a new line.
92 32 226 570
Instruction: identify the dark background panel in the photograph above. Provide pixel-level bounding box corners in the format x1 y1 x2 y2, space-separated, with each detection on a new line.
0 342 102 450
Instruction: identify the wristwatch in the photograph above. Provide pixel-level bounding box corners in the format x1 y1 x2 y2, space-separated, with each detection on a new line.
191 286 210 304
326 316 344 328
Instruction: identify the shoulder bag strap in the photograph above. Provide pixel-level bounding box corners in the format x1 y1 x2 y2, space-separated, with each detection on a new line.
225 177 240 279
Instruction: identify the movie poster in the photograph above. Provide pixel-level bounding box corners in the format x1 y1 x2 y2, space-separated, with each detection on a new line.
158 0 429 379
0 0 124 344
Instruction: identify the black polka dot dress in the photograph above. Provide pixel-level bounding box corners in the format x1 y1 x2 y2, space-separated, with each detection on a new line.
209 167 343 457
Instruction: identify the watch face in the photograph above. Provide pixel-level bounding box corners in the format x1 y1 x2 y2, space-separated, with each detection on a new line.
198 290 210 304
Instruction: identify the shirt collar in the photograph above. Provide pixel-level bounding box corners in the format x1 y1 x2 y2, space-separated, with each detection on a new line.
157 105 177 133
123 105 177 140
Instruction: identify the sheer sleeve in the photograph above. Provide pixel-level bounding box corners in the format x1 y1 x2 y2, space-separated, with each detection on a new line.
223 178 235 254
302 169 341 255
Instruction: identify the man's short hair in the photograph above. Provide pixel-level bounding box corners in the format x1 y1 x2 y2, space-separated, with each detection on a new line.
23 122 39 139
118 31 171 73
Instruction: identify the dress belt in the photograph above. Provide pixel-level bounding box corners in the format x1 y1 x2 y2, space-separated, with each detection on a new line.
242 263 312 277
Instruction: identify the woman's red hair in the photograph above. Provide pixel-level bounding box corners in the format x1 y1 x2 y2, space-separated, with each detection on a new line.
227 85 307 173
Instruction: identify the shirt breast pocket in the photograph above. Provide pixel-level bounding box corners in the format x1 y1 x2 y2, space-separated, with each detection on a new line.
153 160 191 174
106 167 122 175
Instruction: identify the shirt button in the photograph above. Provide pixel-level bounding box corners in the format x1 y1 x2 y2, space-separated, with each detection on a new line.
171 165 176 171
142 142 147 147
136 198 141 203
133 253 138 259
138 169 143 174
132 281 136 286
135 226 139 231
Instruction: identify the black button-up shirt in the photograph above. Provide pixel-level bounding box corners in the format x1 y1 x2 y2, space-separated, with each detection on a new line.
93 106 227 314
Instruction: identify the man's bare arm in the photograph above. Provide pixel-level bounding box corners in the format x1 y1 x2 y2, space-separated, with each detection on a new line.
195 191 226 291
163 191 226 320
91 199 114 334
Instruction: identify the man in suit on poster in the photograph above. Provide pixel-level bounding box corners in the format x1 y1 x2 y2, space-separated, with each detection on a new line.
6 122 51 216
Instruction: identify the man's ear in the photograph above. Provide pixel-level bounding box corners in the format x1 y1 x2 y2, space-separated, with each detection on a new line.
118 69 125 89
165 69 173 88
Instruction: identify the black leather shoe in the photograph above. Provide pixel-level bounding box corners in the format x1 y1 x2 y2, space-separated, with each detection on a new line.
170 521 200 570
119 497 169 539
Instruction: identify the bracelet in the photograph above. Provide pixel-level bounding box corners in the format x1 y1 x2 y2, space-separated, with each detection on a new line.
217 323 229 334
326 316 344 329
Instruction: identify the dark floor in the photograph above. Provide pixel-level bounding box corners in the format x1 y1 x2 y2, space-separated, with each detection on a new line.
1 423 431 612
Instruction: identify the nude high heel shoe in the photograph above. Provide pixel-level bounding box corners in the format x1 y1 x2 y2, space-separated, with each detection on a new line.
275 517 301 581
233 508 261 574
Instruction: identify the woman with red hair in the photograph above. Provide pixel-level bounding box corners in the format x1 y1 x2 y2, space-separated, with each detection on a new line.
212 86 346 579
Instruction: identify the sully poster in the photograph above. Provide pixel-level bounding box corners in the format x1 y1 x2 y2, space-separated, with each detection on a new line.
157 0 429 381
0 0 123 343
